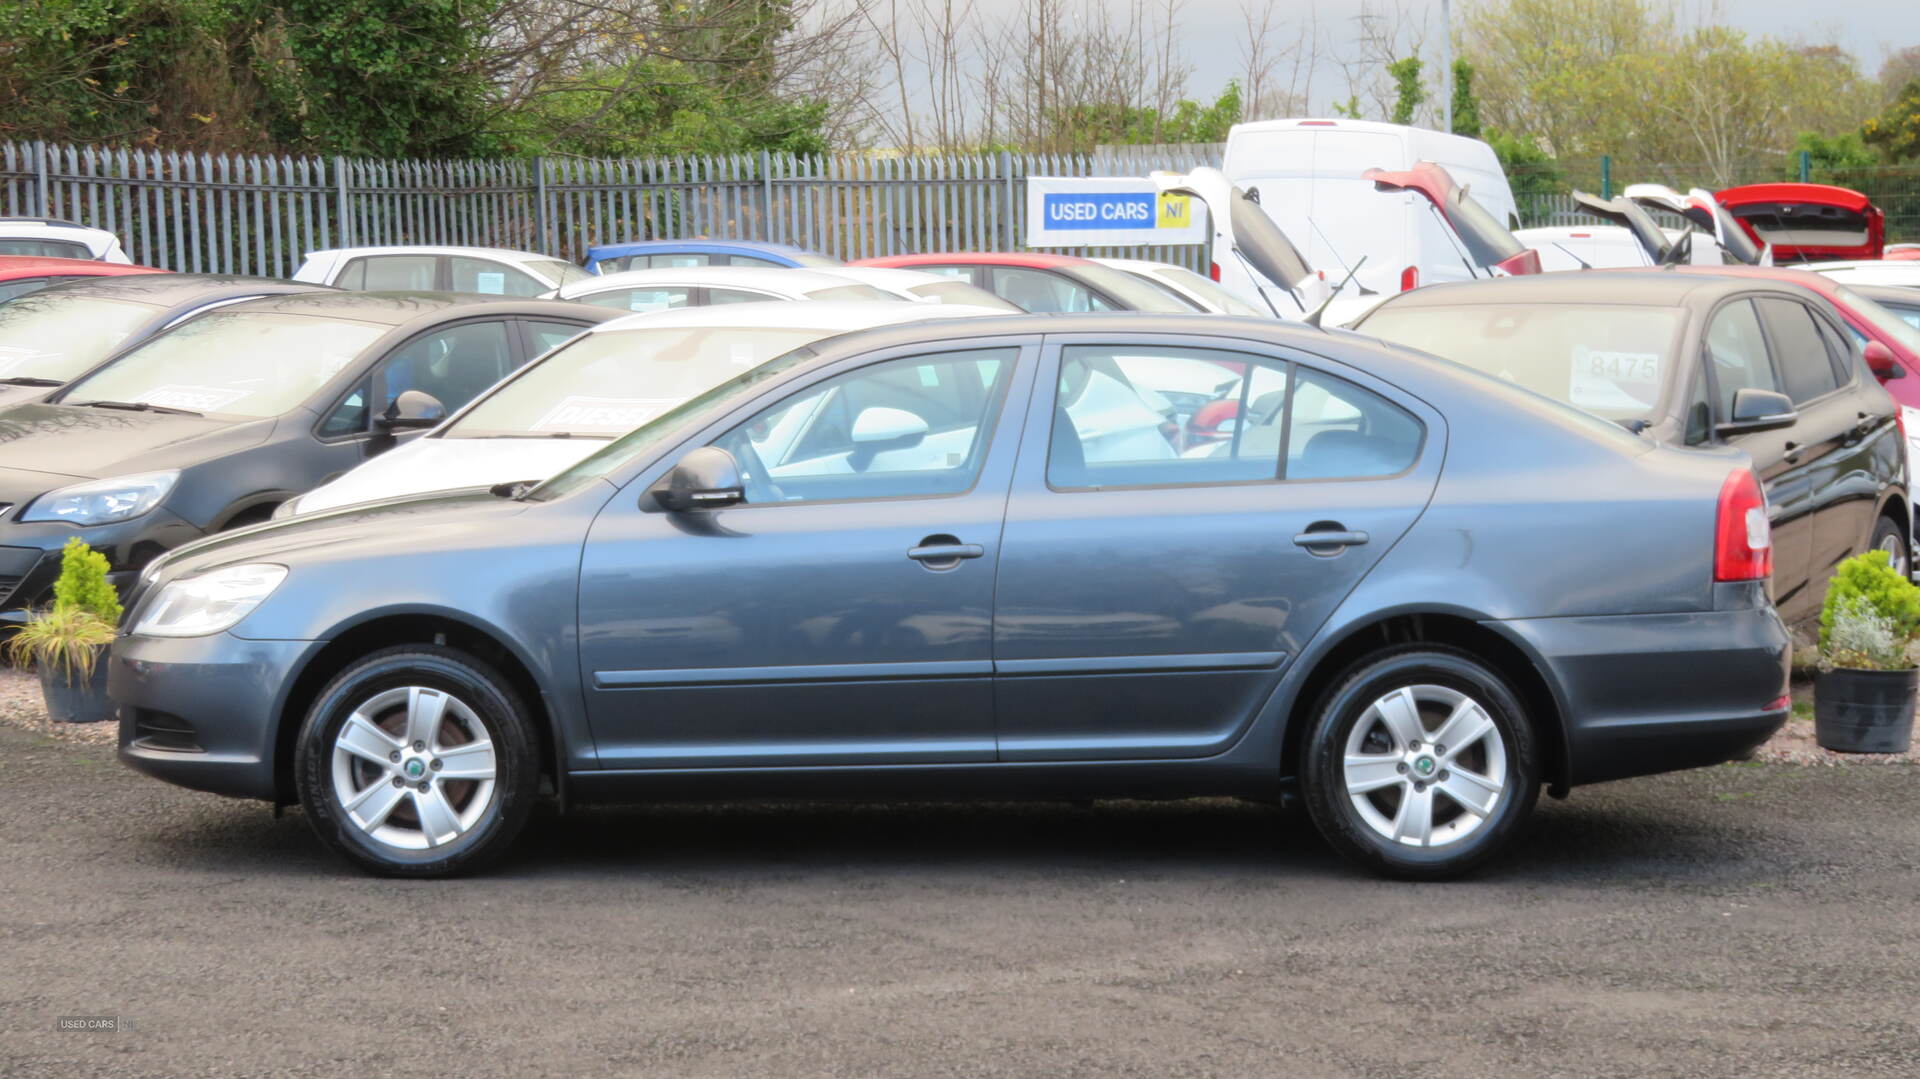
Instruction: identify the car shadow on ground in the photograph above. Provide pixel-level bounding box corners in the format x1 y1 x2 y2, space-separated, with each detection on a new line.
137 785 1788 886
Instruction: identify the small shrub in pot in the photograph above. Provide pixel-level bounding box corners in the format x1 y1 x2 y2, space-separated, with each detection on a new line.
1814 551 1920 752
6 538 121 723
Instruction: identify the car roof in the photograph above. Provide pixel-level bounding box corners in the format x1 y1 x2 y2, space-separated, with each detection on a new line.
583 239 828 259
855 251 1096 270
1090 257 1192 274
0 255 163 281
28 273 325 305
0 218 116 236
1848 283 1920 308
1373 270 1792 310
1665 263 1841 297
587 299 1007 335
560 266 863 297
214 290 619 327
304 246 558 264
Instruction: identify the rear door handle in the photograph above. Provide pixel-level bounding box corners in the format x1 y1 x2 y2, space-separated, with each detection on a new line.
1292 529 1369 551
908 542 984 566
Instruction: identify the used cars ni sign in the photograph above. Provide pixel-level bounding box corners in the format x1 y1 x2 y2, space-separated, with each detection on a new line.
114 314 1790 879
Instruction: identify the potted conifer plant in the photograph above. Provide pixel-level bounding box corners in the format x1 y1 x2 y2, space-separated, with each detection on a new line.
7 538 121 723
1814 550 1920 753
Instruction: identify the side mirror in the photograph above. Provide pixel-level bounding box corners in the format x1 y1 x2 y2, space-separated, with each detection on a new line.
1864 340 1902 379
377 389 446 431
1717 387 1798 436
650 446 745 512
850 406 929 447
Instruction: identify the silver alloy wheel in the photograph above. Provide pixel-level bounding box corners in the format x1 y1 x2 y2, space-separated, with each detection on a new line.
329 686 498 851
1878 530 1907 576
1341 684 1507 849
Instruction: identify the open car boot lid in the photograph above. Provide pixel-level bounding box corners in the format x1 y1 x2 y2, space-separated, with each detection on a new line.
1362 162 1541 278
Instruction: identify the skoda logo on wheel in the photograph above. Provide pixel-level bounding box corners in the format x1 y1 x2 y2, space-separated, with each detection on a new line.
403 758 426 780
1413 756 1436 778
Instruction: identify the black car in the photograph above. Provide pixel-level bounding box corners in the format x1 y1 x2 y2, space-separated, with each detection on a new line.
0 274 330 408
0 292 616 616
1355 271 1906 624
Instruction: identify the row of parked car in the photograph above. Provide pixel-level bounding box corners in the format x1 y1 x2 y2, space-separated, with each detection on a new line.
0 123 1911 880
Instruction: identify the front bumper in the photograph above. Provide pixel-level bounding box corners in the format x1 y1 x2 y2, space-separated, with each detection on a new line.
1497 598 1791 787
0 508 202 619
112 631 321 802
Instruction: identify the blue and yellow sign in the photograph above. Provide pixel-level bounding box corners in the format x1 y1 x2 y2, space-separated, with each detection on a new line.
1026 178 1207 248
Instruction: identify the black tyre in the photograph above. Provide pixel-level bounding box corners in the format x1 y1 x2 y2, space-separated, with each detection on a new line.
1301 646 1540 880
1871 514 1907 578
295 645 539 877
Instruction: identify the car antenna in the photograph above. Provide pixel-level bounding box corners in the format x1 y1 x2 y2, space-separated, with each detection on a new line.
1305 255 1368 328
1549 242 1593 271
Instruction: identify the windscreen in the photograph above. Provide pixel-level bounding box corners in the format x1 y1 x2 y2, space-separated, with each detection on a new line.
532 260 593 287
801 283 894 302
1071 262 1194 313
1151 266 1267 316
906 281 1020 310
60 311 386 416
1361 302 1685 424
1443 183 1528 266
0 294 164 382
1837 286 1920 355
1228 187 1313 289
448 325 835 438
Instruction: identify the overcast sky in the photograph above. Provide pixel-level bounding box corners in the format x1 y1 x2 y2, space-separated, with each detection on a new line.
957 0 1920 109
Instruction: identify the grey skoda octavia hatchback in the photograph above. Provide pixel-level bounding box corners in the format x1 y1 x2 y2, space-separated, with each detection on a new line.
113 314 1792 879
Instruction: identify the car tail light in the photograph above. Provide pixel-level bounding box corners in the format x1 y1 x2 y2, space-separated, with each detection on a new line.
1714 469 1772 582
1209 261 1221 282
1400 266 1419 292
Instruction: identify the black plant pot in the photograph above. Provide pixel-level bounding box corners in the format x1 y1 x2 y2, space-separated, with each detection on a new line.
1813 667 1918 753
38 659 113 724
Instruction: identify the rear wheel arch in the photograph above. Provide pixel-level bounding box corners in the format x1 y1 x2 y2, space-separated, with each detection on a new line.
1279 610 1570 793
274 612 561 808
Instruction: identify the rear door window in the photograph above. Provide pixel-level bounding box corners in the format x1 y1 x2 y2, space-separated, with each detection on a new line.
1704 299 1780 416
1757 297 1841 403
374 320 519 418
449 257 545 297
991 268 1103 312
348 255 439 290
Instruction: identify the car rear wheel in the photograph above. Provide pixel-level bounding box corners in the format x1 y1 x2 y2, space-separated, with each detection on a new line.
295 645 538 877
1302 646 1540 880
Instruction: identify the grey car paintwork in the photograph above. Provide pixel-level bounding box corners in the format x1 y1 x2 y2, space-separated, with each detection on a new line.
113 314 1790 808
0 292 616 614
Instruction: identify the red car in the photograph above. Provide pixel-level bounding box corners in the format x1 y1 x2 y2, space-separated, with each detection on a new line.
1714 183 1884 263
0 255 167 304
1670 265 1920 410
850 252 1192 313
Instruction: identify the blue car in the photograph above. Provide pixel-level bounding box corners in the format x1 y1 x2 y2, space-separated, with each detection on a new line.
582 240 842 275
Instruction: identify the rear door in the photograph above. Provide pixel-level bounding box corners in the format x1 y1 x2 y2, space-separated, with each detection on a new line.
992 334 1440 760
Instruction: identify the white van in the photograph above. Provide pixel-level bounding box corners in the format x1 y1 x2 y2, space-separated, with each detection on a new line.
1221 119 1522 309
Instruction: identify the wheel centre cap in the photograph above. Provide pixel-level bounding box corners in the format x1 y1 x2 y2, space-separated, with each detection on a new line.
1411 755 1437 778
403 758 427 780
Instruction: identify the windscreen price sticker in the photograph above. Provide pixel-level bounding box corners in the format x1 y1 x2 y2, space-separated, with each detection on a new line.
531 395 677 434
1569 348 1661 411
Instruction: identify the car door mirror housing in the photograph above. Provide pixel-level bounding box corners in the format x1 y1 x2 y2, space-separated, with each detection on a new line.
1717 387 1797 435
651 446 745 511
1863 340 1901 379
850 406 929 447
377 389 446 431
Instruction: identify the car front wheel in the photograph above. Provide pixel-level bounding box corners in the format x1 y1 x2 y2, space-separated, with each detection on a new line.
295 645 539 877
1302 646 1540 880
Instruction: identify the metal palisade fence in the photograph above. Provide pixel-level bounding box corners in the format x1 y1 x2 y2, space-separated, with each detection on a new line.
0 141 1224 277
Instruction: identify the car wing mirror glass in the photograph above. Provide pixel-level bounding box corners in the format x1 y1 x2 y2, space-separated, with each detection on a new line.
1863 340 1901 379
1717 387 1797 435
650 446 745 511
850 406 929 446
377 389 445 430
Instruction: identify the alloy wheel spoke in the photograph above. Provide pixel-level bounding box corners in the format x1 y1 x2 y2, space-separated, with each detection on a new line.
1371 688 1426 751
1432 701 1495 759
1437 767 1503 818
1392 783 1435 846
434 738 496 782
403 687 450 749
338 713 403 767
344 778 407 833
411 786 463 846
1343 754 1404 795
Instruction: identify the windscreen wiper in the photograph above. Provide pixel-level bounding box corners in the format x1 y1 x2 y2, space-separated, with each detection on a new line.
72 399 204 417
0 376 63 387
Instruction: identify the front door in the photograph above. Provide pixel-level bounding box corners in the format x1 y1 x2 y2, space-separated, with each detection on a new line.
577 343 1033 770
992 338 1440 760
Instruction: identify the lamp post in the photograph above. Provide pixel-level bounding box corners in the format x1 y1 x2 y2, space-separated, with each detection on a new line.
1440 0 1453 134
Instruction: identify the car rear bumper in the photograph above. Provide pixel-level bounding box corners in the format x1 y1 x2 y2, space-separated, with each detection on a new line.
112 631 320 802
1495 600 1792 787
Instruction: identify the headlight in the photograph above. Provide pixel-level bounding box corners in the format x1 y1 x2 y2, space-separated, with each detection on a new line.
132 563 287 638
20 470 179 525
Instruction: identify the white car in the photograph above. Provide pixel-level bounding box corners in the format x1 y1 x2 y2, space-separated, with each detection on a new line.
1091 257 1269 316
276 301 1009 516
1802 261 1920 290
0 218 131 262
552 266 900 312
814 266 1020 310
293 246 591 295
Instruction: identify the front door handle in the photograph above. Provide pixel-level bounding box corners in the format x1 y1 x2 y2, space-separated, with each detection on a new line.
1293 529 1370 552
1783 439 1802 464
908 536 984 569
